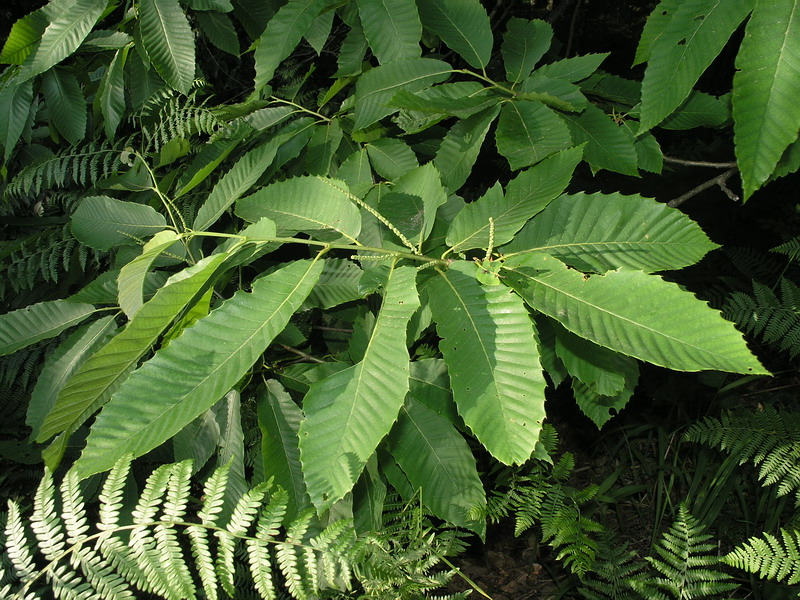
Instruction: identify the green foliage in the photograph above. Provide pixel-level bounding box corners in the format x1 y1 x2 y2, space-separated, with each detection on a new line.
0 222 101 302
724 277 800 359
578 538 647 600
1 456 360 600
354 494 471 599
4 141 127 200
0 0 793 594
724 527 800 585
637 504 737 599
482 436 604 577
685 405 800 502
636 0 800 198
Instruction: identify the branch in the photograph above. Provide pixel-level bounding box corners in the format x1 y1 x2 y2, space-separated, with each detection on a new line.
667 167 739 208
663 156 737 168
279 344 325 363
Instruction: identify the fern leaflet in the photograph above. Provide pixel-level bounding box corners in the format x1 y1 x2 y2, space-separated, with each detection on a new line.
685 405 800 503
635 504 736 599
1 456 364 600
4 142 127 200
724 278 800 358
724 527 800 585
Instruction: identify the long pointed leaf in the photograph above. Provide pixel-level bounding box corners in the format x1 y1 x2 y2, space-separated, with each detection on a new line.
733 0 800 199
117 230 181 319
554 324 639 397
73 258 324 478
139 0 195 94
502 191 718 272
258 380 310 519
495 100 572 171
353 58 451 130
389 398 485 535
0 78 34 161
447 146 582 254
357 0 421 63
634 0 682 65
196 11 239 55
38 254 229 450
638 0 754 132
236 176 361 243
502 18 552 83
393 163 448 243
253 0 328 93
0 300 96 357
192 132 289 231
503 252 768 374
175 135 243 198
71 196 167 251
212 390 248 520
99 46 128 139
434 104 500 192
0 9 48 65
27 316 117 441
41 68 86 145
21 0 107 81
302 258 365 310
299 264 420 512
572 377 636 429
561 103 638 176
417 0 492 69
426 262 546 465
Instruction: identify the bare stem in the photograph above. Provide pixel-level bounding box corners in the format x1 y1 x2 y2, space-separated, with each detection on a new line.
279 344 324 363
667 167 739 208
663 156 737 169
269 96 331 122
189 231 449 267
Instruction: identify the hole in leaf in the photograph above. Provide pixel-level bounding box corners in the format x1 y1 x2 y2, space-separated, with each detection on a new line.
677 38 687 46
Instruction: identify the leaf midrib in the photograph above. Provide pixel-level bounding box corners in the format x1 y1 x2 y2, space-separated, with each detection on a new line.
86 260 321 466
507 264 738 365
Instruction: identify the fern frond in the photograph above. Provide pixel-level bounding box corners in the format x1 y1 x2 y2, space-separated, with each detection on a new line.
4 142 127 200
5 501 37 586
578 537 647 600
353 493 471 599
685 406 800 503
188 463 231 600
482 450 603 577
276 509 314 600
2 224 102 301
724 527 800 585
154 462 195 599
217 482 270 596
96 456 131 533
724 278 800 358
724 246 785 281
773 236 800 262
1 456 372 600
31 468 66 562
640 504 736 599
141 95 225 154
540 487 601 576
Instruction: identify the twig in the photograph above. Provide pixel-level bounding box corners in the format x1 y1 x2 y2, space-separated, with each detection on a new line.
547 0 578 23
663 156 737 168
667 167 739 208
314 326 353 334
279 344 324 363
565 0 581 57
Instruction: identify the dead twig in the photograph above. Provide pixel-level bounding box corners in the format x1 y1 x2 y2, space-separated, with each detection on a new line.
279 344 324 363
667 167 739 208
663 156 737 169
